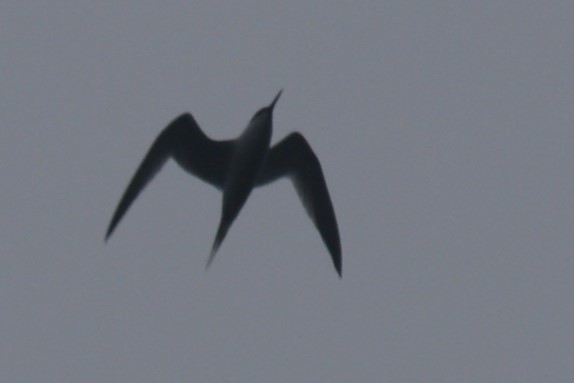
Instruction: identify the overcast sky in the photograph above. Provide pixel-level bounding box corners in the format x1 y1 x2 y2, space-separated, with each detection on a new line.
1 1 573 382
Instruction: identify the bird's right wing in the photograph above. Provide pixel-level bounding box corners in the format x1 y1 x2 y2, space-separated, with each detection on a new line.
105 116 184 241
259 133 342 276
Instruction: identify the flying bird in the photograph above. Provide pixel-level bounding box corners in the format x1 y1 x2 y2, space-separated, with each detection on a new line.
105 90 342 276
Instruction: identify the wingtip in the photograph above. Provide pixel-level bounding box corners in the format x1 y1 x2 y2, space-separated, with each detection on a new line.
335 261 342 278
206 243 219 270
104 223 115 243
330 245 342 278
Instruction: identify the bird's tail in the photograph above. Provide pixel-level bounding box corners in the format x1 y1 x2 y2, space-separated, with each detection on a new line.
206 219 230 269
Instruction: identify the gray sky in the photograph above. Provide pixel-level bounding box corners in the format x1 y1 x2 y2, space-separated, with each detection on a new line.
2 1 573 382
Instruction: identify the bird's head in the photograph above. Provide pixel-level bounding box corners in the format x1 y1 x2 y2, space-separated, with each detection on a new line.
250 89 282 125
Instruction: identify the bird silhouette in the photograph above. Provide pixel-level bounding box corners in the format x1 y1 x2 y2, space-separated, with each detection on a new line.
105 90 342 276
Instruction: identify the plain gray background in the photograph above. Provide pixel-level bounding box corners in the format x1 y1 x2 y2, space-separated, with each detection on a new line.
1 1 573 382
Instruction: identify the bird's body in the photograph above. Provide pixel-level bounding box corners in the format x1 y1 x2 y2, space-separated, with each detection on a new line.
106 91 342 276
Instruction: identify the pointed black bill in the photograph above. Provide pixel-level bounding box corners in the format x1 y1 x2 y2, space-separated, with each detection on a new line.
269 89 283 110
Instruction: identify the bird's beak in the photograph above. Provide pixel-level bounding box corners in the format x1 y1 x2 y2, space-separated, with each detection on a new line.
269 89 283 111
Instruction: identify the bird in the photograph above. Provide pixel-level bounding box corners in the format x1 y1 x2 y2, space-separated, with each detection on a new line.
105 90 342 276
